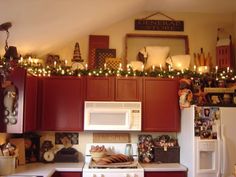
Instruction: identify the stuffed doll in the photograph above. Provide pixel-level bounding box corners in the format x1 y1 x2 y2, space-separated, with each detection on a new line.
178 78 193 109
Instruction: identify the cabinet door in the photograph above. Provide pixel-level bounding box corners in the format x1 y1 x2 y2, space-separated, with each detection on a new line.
86 76 114 101
4 67 28 133
115 77 142 101
54 172 82 177
24 75 38 132
143 78 180 132
40 77 84 131
145 171 187 177
2 67 38 133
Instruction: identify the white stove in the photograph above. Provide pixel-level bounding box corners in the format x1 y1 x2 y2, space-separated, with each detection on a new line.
83 143 144 177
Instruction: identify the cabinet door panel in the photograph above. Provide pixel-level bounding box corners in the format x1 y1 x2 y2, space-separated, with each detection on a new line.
143 78 180 132
145 171 186 177
86 76 114 101
6 67 26 133
115 77 142 101
41 77 84 131
57 172 82 177
24 75 38 132
1 67 38 133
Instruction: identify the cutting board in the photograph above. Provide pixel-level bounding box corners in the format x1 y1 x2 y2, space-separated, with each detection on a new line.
10 138 25 165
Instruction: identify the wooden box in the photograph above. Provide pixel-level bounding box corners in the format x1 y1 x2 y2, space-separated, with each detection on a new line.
153 146 180 163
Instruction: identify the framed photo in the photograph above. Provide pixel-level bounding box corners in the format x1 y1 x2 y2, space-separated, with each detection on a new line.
206 93 234 105
206 93 223 105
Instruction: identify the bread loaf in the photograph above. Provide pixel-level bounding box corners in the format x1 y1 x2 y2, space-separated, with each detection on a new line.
96 154 133 165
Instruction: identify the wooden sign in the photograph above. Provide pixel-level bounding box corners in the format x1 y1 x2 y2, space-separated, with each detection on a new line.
135 19 184 31
93 133 130 143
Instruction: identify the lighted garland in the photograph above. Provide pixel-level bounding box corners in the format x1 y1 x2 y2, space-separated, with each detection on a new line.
1 56 236 87
19 61 235 82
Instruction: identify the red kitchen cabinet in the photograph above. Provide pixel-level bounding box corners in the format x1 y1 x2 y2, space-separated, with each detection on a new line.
52 172 82 177
1 67 38 133
39 76 84 131
145 171 187 177
86 76 142 101
142 78 180 132
86 76 114 101
24 74 38 132
115 77 142 101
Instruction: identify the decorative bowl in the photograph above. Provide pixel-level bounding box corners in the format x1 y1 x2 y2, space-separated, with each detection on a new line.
91 151 107 162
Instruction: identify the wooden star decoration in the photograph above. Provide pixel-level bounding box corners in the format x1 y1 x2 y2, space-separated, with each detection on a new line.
194 89 207 105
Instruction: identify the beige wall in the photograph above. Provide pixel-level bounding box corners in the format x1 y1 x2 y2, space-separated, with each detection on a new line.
55 11 234 68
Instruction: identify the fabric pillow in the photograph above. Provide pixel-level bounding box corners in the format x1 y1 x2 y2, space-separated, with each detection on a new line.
145 46 170 69
166 55 191 70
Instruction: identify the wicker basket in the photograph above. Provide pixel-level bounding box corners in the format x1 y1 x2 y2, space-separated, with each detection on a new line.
153 146 180 163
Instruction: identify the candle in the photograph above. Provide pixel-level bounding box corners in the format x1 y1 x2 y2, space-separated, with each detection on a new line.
104 63 107 69
215 66 218 73
54 61 57 67
19 57 23 63
29 57 32 64
152 65 155 71
168 65 171 71
65 60 68 66
194 65 196 72
227 67 230 73
141 64 144 72
85 64 88 70
160 64 162 71
119 63 122 69
204 66 208 72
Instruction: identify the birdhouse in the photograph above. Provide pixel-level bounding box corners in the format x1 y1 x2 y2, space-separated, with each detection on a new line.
216 36 234 70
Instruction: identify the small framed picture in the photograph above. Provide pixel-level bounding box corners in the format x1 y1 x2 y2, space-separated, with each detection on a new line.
206 93 223 105
203 108 210 117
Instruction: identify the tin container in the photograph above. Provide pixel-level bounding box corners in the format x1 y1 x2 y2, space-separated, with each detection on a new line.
0 156 15 176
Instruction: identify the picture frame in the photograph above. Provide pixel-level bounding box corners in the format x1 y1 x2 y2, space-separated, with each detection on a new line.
206 93 223 105
206 93 234 106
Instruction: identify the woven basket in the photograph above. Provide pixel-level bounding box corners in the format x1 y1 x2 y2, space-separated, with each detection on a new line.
105 58 121 69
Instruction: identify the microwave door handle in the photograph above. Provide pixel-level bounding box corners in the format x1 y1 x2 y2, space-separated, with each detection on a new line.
127 110 131 129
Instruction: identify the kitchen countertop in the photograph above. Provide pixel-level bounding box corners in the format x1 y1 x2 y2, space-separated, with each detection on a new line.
140 163 188 172
5 162 84 177
4 162 187 177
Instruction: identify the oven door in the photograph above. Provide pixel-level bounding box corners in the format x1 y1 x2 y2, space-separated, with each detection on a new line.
83 172 143 177
84 108 131 131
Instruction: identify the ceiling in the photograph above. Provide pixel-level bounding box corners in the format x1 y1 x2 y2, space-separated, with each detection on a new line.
146 0 236 13
0 0 236 57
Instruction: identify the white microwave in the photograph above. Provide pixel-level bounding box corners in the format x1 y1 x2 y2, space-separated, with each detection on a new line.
84 101 141 131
